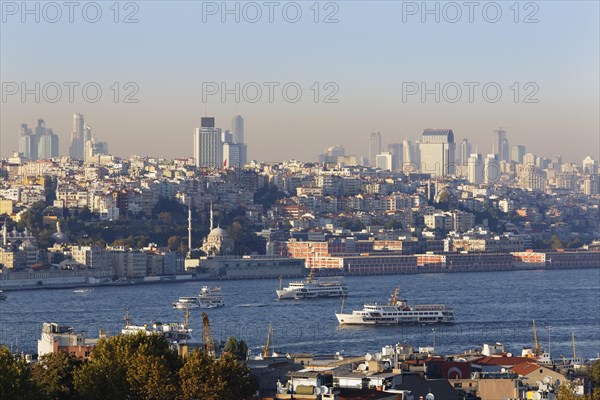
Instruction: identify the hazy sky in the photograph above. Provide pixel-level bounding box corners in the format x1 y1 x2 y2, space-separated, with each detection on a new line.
1 1 599 163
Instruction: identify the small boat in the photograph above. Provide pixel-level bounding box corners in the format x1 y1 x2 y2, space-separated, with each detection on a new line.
0 290 6 300
73 288 92 294
336 288 455 326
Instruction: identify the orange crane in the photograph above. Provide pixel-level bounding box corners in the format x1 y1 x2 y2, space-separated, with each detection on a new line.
262 322 273 358
202 312 215 356
389 288 400 305
532 320 541 356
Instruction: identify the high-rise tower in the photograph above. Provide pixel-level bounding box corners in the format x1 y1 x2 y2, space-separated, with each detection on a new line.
69 113 85 160
231 115 244 144
193 117 223 168
369 132 382 167
419 129 456 177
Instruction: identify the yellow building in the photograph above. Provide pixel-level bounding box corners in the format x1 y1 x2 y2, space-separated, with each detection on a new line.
0 199 13 215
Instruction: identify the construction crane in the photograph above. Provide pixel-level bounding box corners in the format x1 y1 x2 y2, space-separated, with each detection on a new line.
532 320 541 356
262 322 273 358
202 312 215 357
389 288 399 306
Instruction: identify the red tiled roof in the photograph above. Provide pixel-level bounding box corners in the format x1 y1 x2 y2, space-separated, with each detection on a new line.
511 362 544 376
470 356 533 366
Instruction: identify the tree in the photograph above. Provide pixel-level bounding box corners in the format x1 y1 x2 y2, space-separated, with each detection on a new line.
179 349 215 400
127 353 179 400
227 217 261 256
384 219 403 230
557 381 600 400
73 333 180 400
168 235 182 251
32 352 81 400
0 346 37 400
591 359 600 387
224 337 249 361
179 350 256 400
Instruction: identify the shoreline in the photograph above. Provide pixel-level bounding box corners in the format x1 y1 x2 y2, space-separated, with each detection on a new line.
1 264 598 293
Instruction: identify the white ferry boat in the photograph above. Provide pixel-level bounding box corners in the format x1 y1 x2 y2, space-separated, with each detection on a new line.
336 288 455 325
198 286 224 308
173 286 224 309
172 297 201 309
121 310 192 343
276 270 348 300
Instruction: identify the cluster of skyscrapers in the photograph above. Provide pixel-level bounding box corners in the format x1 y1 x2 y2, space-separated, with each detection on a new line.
68 113 108 162
321 128 597 192
16 114 109 162
18 119 59 160
193 115 248 169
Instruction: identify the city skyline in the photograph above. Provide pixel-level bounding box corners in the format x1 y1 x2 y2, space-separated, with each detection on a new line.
6 112 598 169
1 2 598 162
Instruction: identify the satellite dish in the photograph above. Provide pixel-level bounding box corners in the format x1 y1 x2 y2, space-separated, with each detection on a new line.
375 353 382 361
543 377 551 384
556 379 561 386
365 353 372 361
533 392 542 400
425 393 435 400
314 387 322 395
321 386 329 394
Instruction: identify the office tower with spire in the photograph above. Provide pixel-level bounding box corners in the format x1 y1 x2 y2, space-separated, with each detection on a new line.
494 128 508 162
193 117 223 168
501 137 510 162
419 129 456 177
369 132 382 167
69 113 85 160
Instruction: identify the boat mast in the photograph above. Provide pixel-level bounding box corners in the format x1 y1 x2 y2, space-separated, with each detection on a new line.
184 306 190 345
124 308 130 327
340 296 345 314
187 199 192 258
307 267 314 284
279 273 283 291
572 332 577 359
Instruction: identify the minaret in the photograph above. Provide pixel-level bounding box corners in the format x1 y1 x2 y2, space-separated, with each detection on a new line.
209 202 214 231
187 201 192 258
2 220 7 246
